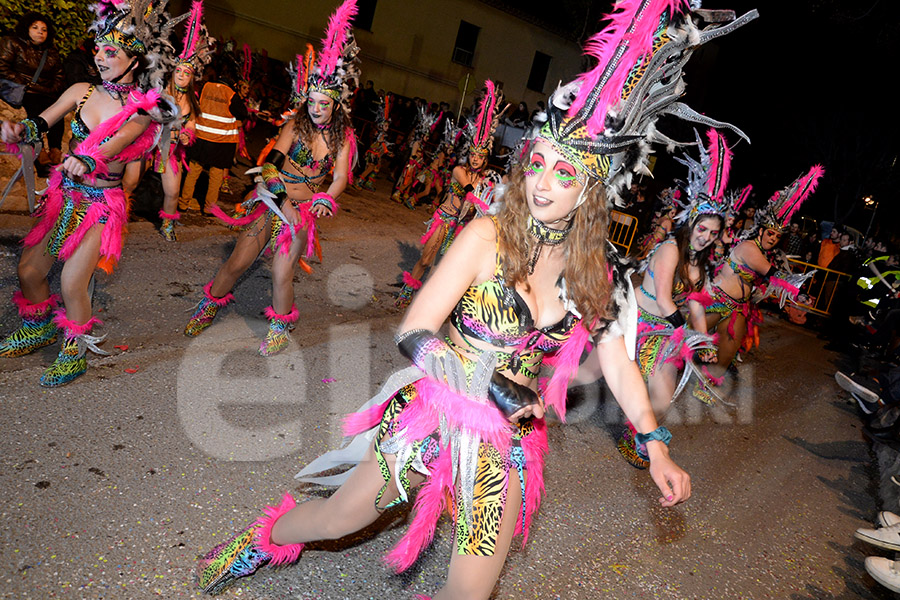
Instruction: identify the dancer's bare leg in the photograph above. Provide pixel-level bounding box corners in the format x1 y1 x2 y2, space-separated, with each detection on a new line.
58 224 104 323
409 224 445 282
706 312 747 381
271 443 423 544
17 231 56 304
270 231 304 314
161 163 182 215
208 216 271 298
647 361 678 418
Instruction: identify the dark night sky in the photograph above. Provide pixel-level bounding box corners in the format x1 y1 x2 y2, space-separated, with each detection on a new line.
516 0 899 237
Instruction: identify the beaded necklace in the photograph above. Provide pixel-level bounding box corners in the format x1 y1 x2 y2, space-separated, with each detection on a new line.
527 215 572 274
102 80 137 106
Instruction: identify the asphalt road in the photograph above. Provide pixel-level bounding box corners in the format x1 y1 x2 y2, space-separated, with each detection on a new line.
0 165 895 599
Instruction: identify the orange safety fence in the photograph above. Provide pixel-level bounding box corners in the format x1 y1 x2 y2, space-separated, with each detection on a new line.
785 258 852 317
608 210 639 255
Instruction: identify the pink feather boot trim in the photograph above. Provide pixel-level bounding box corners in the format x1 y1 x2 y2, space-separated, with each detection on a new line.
0 292 61 358
184 280 235 337
259 305 299 356
197 492 304 594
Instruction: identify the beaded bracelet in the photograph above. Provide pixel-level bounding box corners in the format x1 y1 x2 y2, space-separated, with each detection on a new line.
634 426 672 461
21 118 46 145
71 154 97 174
311 192 336 214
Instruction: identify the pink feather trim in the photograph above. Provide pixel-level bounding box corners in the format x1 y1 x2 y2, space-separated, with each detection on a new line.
203 280 235 306
22 170 64 249
11 291 59 318
384 439 454 572
253 492 305 565
518 420 548 545
706 129 731 203
402 271 422 289
209 202 266 227
466 191 489 213
570 0 685 136
181 127 197 146
319 0 358 78
342 397 392 437
263 304 300 323
53 310 102 336
733 185 752 214
768 277 800 299
158 209 180 220
687 289 715 308
540 322 592 422
398 378 513 451
776 164 825 223
419 214 445 245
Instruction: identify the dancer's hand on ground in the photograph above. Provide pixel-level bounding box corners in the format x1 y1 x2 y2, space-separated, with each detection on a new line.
647 444 691 507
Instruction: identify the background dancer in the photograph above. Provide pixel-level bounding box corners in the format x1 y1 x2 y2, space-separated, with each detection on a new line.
182 0 359 356
0 0 180 385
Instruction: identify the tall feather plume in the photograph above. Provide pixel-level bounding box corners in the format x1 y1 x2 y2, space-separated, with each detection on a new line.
474 80 497 148
242 43 252 81
569 0 685 136
732 184 752 214
179 0 203 60
774 164 825 222
706 129 732 204
319 0 358 78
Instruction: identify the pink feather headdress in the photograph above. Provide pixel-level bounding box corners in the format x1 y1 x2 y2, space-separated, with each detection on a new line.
755 165 825 233
175 1 213 77
469 80 502 155
532 0 758 207
289 0 360 106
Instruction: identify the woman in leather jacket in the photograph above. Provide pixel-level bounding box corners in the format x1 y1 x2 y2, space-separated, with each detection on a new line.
0 12 65 165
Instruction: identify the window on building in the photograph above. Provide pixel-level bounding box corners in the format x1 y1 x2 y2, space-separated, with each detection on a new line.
527 51 552 92
355 0 377 31
452 21 480 67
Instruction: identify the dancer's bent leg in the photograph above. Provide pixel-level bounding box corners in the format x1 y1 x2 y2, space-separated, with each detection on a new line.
209 217 272 299
433 469 521 600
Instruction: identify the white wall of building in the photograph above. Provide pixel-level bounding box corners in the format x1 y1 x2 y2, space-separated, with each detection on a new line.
190 0 583 108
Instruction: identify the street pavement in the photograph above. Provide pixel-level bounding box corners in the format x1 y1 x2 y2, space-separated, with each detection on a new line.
0 159 896 599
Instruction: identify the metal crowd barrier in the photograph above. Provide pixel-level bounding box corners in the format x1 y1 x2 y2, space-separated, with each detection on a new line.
608 210 639 255
786 258 851 317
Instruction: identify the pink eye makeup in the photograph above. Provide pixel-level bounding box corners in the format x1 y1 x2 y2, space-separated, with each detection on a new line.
524 153 545 177
554 163 579 188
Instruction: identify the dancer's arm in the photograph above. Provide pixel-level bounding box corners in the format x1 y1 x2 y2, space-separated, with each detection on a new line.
650 242 680 320
592 336 691 507
311 137 351 218
0 83 87 143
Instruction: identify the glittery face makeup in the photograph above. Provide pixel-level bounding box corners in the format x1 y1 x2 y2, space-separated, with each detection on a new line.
524 142 586 227
689 216 723 251
95 44 134 82
306 92 334 125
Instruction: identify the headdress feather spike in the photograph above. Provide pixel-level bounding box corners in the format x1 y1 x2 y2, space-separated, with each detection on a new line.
569 0 684 137
319 0 358 78
731 184 752 215
242 44 252 81
752 165 825 234
673 128 733 227
706 128 732 204
179 1 203 60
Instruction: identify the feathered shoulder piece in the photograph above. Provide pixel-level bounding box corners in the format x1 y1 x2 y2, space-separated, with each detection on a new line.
289 0 360 111
530 0 758 207
673 128 733 227
753 165 825 234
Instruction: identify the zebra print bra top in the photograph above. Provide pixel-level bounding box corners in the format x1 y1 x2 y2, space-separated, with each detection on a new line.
449 219 580 375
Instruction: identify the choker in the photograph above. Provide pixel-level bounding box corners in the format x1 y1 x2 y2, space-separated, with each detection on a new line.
174 83 189 94
526 215 572 274
315 122 332 130
103 80 137 102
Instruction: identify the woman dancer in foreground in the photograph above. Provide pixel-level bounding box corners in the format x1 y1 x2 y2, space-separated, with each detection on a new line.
0 0 178 385
196 0 763 596
182 0 358 356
